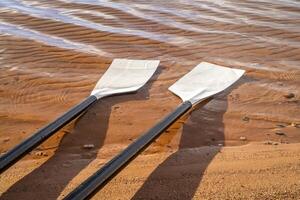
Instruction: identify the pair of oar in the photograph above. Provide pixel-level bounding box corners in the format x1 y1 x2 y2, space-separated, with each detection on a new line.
64 62 244 200
0 59 244 199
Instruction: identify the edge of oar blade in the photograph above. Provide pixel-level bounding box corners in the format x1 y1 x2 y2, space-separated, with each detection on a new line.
91 59 159 99
169 62 245 104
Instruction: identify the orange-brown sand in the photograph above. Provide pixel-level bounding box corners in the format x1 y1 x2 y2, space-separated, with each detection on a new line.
0 0 300 199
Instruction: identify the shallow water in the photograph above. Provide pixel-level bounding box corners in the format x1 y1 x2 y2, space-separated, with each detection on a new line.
0 0 300 151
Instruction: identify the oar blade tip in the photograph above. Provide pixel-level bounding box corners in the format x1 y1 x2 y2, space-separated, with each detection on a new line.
91 59 159 98
169 62 245 104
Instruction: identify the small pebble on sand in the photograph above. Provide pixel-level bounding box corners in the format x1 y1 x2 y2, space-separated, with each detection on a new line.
239 136 247 141
3 137 10 142
242 116 250 122
35 151 48 156
83 144 95 149
283 93 295 99
291 122 299 128
275 131 285 136
264 141 273 145
264 141 280 145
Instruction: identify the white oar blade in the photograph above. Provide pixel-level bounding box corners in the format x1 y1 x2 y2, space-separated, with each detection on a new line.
169 62 245 104
91 59 159 98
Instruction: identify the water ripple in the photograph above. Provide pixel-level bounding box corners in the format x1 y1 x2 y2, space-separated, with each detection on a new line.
0 21 111 56
0 0 299 141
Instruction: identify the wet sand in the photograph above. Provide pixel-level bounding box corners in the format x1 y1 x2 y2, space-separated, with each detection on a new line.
0 0 300 199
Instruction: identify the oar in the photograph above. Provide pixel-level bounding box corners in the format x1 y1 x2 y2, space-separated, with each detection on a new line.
64 62 245 200
0 59 159 174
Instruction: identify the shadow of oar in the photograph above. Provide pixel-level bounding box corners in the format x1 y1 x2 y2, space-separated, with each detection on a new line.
132 80 244 200
0 69 161 200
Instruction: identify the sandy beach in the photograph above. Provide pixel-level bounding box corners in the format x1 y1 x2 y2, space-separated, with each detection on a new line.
0 0 300 199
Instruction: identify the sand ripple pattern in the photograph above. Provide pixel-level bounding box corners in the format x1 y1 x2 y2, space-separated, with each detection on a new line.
0 0 299 143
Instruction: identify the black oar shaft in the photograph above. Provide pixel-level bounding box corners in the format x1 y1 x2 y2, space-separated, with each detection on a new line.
64 101 192 200
0 95 97 174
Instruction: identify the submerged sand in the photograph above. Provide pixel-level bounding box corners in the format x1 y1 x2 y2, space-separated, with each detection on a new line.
0 0 300 199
